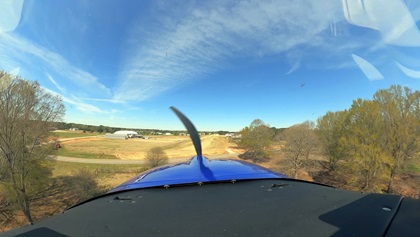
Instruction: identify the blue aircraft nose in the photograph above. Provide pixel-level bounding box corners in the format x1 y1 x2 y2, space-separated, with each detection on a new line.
108 156 287 193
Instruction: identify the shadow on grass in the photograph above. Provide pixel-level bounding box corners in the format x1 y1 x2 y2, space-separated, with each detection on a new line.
238 151 270 163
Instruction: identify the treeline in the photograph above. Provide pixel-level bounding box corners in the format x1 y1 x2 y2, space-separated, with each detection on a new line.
238 85 420 194
317 85 420 193
55 122 234 136
55 122 162 135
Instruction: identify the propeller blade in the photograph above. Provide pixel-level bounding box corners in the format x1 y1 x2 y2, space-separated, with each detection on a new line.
170 106 202 156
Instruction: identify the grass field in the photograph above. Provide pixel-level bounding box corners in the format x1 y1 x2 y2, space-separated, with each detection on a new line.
49 132 242 190
51 161 147 189
54 146 118 159
52 162 145 176
405 157 420 175
55 134 241 160
48 131 244 193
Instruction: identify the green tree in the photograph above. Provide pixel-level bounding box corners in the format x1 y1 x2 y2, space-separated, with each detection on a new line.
238 119 274 162
340 99 393 192
373 85 420 192
282 121 318 179
316 110 349 171
145 147 169 168
0 71 65 224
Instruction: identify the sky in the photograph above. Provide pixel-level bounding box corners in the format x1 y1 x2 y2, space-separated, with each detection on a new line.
0 0 419 131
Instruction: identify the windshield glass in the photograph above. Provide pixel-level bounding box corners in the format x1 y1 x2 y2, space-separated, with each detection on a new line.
1 1 419 128
0 0 420 229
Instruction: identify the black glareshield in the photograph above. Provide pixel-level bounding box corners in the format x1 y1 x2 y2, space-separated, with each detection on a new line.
170 106 202 157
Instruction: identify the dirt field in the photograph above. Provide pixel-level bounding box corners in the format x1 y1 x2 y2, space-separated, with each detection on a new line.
59 135 243 160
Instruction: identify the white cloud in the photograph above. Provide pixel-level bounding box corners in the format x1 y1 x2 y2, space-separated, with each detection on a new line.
114 0 341 101
352 54 384 80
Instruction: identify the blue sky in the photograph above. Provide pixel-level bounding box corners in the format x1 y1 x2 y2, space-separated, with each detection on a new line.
0 0 419 131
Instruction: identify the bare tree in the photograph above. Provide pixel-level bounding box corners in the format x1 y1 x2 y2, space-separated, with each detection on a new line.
0 71 65 224
282 122 318 179
145 147 169 168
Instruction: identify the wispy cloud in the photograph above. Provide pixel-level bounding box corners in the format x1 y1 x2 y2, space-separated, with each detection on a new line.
42 87 111 114
286 62 301 75
0 32 111 96
65 97 106 113
76 97 126 104
114 0 341 101
46 73 66 94
352 54 384 80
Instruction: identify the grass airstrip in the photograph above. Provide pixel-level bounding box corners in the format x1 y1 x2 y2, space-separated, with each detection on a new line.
50 130 242 188
52 131 237 160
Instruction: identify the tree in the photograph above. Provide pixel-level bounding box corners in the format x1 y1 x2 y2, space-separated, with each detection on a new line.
0 71 65 224
282 121 318 179
237 119 274 162
316 110 349 171
145 147 169 168
97 125 104 133
339 99 393 192
373 85 420 192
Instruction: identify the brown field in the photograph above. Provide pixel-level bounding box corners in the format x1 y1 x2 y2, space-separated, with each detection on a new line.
58 135 243 160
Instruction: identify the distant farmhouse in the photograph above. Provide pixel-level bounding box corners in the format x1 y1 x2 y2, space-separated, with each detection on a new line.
225 133 241 139
105 130 139 139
